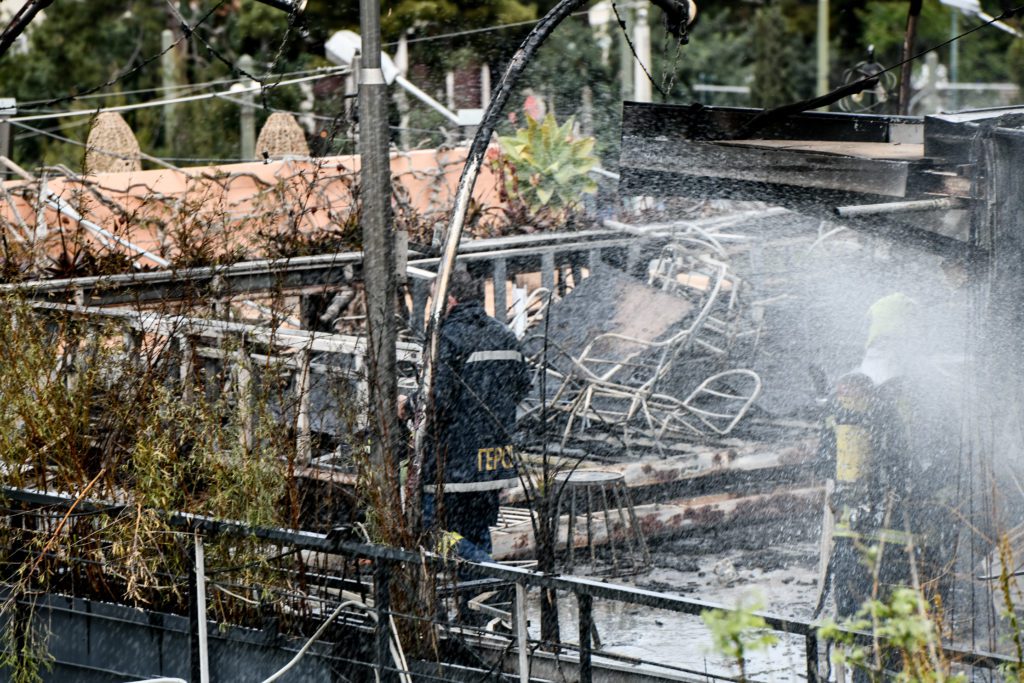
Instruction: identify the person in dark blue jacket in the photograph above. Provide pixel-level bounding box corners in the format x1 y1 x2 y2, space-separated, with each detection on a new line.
415 269 532 561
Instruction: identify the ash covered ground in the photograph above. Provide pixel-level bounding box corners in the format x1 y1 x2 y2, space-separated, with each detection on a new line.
527 520 822 682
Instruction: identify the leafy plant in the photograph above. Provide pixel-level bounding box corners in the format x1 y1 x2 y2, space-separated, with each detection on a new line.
818 586 964 683
995 533 1024 682
492 114 597 230
701 594 778 683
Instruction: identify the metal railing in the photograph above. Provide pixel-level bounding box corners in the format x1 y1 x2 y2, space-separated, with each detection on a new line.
27 301 420 466
1 486 1014 683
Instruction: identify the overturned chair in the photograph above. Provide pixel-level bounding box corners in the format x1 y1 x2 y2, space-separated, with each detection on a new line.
524 257 762 449
647 235 764 363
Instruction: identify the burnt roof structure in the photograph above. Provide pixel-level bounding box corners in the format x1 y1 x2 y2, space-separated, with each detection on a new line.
619 103 1024 256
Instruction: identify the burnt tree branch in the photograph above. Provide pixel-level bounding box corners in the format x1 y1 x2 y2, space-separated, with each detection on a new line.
0 0 54 61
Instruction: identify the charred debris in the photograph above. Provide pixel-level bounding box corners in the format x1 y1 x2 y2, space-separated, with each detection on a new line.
0 102 1022 679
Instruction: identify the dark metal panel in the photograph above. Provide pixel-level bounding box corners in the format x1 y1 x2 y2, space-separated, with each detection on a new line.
924 107 1024 162
621 102 916 143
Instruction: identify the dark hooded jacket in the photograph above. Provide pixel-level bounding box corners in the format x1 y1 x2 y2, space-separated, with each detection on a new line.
421 301 532 492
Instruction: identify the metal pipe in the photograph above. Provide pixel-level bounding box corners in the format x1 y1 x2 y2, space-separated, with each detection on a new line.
238 55 256 160
359 0 399 502
816 0 829 97
43 192 170 268
806 632 821 682
633 6 652 102
835 197 964 217
394 75 460 125
898 0 924 115
195 533 210 683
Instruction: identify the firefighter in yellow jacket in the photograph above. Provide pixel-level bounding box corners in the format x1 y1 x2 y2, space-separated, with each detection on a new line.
826 293 921 619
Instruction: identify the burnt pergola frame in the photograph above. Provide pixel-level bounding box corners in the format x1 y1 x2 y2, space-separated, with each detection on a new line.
618 102 1024 263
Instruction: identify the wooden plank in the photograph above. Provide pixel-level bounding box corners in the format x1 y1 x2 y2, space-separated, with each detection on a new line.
718 139 923 161
490 486 824 560
621 136 912 198
506 441 816 504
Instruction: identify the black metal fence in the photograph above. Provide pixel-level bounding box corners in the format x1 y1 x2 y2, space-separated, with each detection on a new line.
0 486 1015 683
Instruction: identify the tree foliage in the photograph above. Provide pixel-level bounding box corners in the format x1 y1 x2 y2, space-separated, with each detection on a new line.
701 596 778 683
750 2 805 109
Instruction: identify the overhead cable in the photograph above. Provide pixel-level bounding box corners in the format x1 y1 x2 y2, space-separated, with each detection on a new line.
15 66 338 108
382 11 589 47
15 1 228 112
10 120 187 173
734 2 1024 139
7 68 348 123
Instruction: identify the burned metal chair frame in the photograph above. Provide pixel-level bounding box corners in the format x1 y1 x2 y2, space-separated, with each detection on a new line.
647 235 763 364
549 254 745 444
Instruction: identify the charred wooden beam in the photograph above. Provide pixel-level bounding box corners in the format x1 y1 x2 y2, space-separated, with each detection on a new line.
491 486 824 561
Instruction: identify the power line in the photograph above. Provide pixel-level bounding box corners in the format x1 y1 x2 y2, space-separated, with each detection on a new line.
10 119 183 172
611 2 668 100
381 11 590 47
733 3 1024 138
165 0 265 85
10 120 131 154
15 66 337 108
7 68 349 123
16 0 302 114
872 4 1024 83
16 1 228 112
9 120 255 164
13 117 94 137
164 0 302 111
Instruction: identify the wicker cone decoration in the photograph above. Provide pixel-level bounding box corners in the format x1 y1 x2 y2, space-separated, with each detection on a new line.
255 113 310 160
85 113 142 174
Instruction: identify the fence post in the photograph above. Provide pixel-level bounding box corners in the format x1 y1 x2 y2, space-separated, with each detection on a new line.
626 240 642 277
410 277 429 334
577 592 593 683
295 349 312 463
235 349 254 451
515 583 530 683
123 327 143 372
541 252 555 292
374 559 392 683
806 631 820 682
179 336 195 403
493 257 508 323
189 532 210 683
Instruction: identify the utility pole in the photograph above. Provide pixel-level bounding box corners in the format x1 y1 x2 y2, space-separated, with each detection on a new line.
358 0 400 512
949 10 959 111
633 5 652 102
898 0 923 115
619 4 634 100
0 98 14 180
161 30 179 151
238 54 256 159
816 0 829 97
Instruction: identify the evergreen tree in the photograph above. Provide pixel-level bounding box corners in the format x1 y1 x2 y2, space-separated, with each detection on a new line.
750 2 803 109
